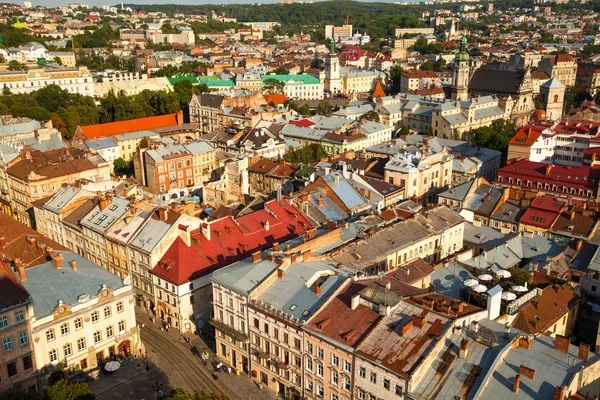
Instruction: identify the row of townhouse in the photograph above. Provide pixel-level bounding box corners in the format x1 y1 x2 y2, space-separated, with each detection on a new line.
32 184 316 333
211 236 600 400
0 212 141 394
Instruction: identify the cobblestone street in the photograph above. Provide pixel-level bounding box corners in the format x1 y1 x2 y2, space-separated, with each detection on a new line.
136 308 277 400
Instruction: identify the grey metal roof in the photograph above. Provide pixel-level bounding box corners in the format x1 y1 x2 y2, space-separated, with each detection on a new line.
21 251 126 319
322 171 367 212
44 186 81 214
476 334 599 400
463 223 517 248
438 180 475 201
257 260 348 321
81 197 130 234
430 261 474 300
85 137 117 150
0 119 41 137
211 253 280 296
129 217 173 254
183 141 215 155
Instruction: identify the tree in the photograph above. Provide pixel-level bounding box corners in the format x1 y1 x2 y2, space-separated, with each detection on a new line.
114 158 127 171
263 78 285 94
53 56 63 65
173 79 194 109
283 143 328 163
468 119 516 165
360 110 380 122
389 64 403 94
0 54 5 63
160 21 178 34
508 267 531 287
315 100 332 116
0 387 41 400
7 60 26 71
273 67 290 75
35 84 71 113
51 112 67 135
158 389 224 400
46 379 95 400
395 126 410 138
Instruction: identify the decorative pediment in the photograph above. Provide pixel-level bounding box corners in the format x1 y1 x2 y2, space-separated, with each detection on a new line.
97 284 115 303
52 300 72 320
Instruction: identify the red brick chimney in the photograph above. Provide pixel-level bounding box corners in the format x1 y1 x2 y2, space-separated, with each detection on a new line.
553 335 570 354
273 242 279 251
459 339 469 359
513 375 521 393
291 253 297 263
26 236 36 246
519 365 535 380
51 253 63 269
277 269 284 279
71 260 77 271
252 251 261 263
578 342 590 361
553 386 567 400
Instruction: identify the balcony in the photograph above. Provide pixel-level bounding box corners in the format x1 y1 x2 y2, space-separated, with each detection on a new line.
209 317 248 342
271 356 290 370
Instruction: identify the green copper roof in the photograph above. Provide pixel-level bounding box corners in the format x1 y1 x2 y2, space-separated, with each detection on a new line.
455 35 470 62
168 75 199 85
262 74 321 84
329 39 336 56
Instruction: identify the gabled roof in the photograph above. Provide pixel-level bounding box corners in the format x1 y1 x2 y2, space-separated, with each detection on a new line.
78 112 182 139
152 198 313 285
512 285 578 336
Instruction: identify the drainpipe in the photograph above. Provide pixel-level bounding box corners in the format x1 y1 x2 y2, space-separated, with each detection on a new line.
245 295 252 379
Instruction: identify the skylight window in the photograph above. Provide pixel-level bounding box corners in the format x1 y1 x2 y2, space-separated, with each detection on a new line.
289 305 297 311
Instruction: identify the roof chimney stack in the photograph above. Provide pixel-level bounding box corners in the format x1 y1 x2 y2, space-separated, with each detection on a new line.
71 260 77 271
18 265 26 281
513 375 520 393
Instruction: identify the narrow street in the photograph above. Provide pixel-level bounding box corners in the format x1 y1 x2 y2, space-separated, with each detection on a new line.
137 309 276 400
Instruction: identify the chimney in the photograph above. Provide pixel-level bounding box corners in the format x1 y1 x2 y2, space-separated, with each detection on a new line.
18 265 26 281
401 318 413 336
578 342 590 361
459 339 469 359
326 220 338 230
0 236 5 248
513 375 521 393
178 225 191 247
317 197 325 207
457 302 465 313
264 220 270 231
46 246 54 257
291 253 297 263
312 284 320 294
277 269 284 279
99 197 110 211
303 250 311 262
51 252 63 269
26 236 36 246
273 242 279 251
518 336 531 350
351 293 360 310
252 251 261 263
71 260 77 271
554 335 570 354
553 386 567 400
334 174 340 186
519 365 536 380
576 239 583 252
158 208 169 221
413 316 425 328
545 165 553 176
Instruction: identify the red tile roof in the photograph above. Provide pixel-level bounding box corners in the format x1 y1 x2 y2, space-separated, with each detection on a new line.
78 111 183 139
508 127 543 147
289 119 315 127
496 159 600 199
152 198 313 285
263 94 287 105
511 284 578 335
520 207 559 229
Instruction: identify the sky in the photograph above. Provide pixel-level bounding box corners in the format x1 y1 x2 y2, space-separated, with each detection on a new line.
25 0 422 8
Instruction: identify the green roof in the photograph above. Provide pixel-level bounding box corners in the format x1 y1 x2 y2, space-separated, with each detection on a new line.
168 75 198 85
205 79 235 87
197 75 221 82
262 74 321 85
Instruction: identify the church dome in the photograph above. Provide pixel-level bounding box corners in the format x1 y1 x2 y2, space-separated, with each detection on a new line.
534 110 547 120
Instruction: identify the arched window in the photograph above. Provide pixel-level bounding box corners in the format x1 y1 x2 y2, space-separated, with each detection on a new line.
553 94 559 103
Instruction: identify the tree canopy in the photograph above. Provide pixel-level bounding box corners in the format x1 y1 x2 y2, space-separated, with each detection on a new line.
283 143 328 164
